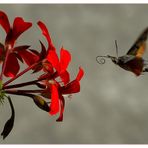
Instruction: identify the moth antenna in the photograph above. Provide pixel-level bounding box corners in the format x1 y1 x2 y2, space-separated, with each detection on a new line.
115 40 118 58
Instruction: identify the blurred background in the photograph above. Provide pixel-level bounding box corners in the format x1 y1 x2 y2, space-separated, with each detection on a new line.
0 4 148 144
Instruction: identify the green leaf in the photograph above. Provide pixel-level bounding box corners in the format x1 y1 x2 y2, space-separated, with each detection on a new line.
1 96 15 139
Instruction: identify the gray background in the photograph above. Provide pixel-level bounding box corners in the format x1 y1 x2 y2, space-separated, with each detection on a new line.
0 4 148 144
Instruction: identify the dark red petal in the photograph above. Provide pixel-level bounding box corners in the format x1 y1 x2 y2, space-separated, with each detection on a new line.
13 46 30 63
0 43 5 63
62 80 80 94
56 96 65 122
13 45 30 51
29 49 40 56
60 47 71 73
18 49 39 66
0 46 3 57
12 17 32 41
0 11 10 33
37 21 51 46
60 70 70 85
47 50 60 72
76 67 84 81
37 21 56 51
0 42 4 50
5 29 13 47
4 53 19 77
39 40 47 59
49 84 60 115
13 52 23 63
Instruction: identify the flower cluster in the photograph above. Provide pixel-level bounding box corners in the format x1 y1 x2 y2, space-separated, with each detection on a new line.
0 11 84 139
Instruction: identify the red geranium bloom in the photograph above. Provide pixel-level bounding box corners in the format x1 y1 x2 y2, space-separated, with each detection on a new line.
48 67 84 121
25 21 56 75
0 11 85 139
30 21 57 74
47 47 71 85
36 21 84 121
37 21 71 84
0 11 39 77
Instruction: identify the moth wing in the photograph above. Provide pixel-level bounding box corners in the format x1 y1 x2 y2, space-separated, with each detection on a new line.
119 55 135 63
127 27 148 57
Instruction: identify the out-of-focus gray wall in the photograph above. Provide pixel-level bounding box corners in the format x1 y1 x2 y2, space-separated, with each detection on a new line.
0 4 148 144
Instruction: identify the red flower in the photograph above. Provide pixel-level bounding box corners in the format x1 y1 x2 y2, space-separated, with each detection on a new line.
31 41 54 74
26 21 56 75
61 67 84 95
0 11 39 77
37 21 71 84
29 21 57 74
49 67 84 121
47 47 71 85
36 21 84 121
0 11 85 139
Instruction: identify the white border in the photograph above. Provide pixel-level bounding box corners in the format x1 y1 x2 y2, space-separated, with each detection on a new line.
1 0 148 147
0 0 148 4
2 145 148 148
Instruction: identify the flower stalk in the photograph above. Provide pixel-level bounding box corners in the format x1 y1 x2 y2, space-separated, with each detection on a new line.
4 89 44 95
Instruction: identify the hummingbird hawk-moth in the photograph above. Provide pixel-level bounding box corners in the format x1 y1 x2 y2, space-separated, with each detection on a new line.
96 28 148 76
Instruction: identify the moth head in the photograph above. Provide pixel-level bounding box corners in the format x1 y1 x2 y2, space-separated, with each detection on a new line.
107 55 118 64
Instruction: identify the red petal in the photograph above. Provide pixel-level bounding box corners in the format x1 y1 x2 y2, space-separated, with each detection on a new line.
0 46 3 57
13 45 30 63
4 53 19 77
37 21 51 45
62 80 80 94
49 84 60 115
0 11 10 33
0 43 4 63
60 47 71 73
37 21 56 51
47 50 60 72
12 17 32 41
76 67 84 81
13 45 30 51
39 41 47 59
56 96 65 122
18 49 39 66
60 70 70 85
13 52 23 63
